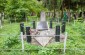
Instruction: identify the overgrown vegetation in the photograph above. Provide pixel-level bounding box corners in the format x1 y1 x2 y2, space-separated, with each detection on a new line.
0 22 85 55
0 0 85 55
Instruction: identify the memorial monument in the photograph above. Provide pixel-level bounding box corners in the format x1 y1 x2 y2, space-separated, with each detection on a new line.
20 11 66 46
36 11 49 30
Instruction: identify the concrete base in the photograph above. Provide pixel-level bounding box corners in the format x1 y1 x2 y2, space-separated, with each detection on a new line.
23 29 65 46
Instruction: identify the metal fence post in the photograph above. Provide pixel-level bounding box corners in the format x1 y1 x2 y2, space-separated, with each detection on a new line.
50 21 52 29
62 21 66 33
55 25 60 42
64 32 67 54
33 21 36 29
20 23 25 35
21 32 24 52
26 26 31 43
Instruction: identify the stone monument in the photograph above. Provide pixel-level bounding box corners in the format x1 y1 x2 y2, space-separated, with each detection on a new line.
36 11 48 30
22 11 66 47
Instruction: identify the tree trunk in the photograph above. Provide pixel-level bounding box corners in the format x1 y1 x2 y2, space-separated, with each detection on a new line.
53 7 56 18
1 12 4 23
80 0 83 17
0 13 1 27
61 1 64 19
53 0 56 19
61 9 63 19
67 9 71 23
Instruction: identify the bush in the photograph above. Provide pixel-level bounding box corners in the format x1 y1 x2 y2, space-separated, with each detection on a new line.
3 35 20 48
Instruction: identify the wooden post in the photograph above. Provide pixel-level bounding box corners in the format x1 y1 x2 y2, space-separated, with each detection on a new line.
55 25 60 42
62 21 66 33
20 23 25 35
33 21 36 29
26 27 31 43
50 21 52 28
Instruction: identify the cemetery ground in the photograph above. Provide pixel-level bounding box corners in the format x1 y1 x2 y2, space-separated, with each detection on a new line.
0 21 85 55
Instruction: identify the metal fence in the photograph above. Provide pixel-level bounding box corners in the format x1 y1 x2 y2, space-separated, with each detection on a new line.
0 33 85 55
0 22 85 55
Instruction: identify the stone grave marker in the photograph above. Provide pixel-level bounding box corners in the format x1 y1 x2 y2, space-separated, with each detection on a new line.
36 11 48 30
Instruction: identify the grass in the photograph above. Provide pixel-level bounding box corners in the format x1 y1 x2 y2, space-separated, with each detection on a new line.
0 21 85 55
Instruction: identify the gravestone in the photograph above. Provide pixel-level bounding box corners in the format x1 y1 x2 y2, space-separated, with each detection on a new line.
36 11 48 30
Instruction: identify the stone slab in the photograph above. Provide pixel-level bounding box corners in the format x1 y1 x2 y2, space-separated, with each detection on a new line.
23 29 66 46
34 37 52 46
36 21 48 30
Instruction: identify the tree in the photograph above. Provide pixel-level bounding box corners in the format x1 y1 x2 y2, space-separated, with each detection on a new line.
62 0 85 18
5 0 44 22
42 0 63 18
0 0 7 23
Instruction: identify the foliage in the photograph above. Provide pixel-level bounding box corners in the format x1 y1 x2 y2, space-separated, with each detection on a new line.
0 0 85 55
0 0 6 12
2 0 45 21
42 0 63 10
0 22 85 55
3 36 20 48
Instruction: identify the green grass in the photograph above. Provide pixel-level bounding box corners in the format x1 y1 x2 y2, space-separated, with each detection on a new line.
0 22 85 55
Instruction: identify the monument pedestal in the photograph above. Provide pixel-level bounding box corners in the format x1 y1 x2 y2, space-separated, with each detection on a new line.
26 29 65 46
36 21 48 30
